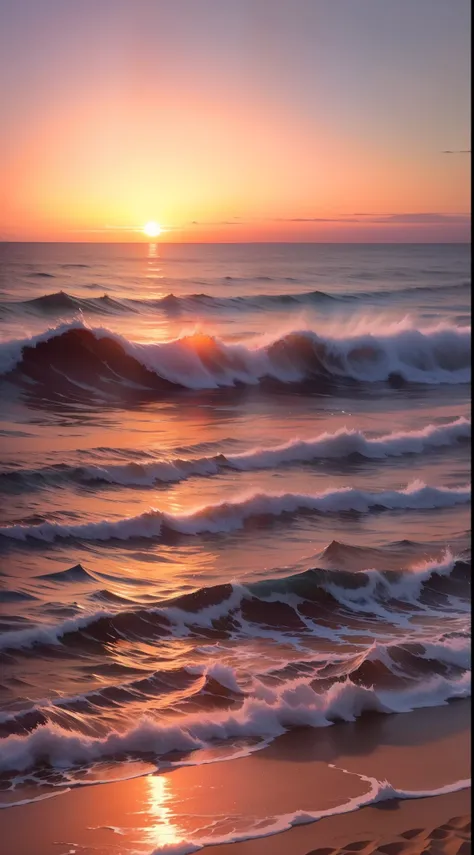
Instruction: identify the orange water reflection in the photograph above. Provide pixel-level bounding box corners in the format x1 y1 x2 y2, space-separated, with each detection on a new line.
145 774 187 849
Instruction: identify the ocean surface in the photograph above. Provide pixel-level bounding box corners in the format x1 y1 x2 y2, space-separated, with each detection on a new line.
0 242 470 849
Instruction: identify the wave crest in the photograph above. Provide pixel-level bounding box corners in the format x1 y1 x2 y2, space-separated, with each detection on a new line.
0 482 470 544
0 554 469 653
1 419 468 491
0 320 470 398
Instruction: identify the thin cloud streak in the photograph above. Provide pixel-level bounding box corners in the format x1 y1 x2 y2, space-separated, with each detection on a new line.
370 213 471 224
190 220 243 226
272 217 360 224
271 213 470 226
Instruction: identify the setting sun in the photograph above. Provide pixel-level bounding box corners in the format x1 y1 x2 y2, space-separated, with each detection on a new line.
143 221 161 238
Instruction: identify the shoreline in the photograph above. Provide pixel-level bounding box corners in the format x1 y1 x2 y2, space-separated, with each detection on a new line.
212 790 471 855
0 699 470 854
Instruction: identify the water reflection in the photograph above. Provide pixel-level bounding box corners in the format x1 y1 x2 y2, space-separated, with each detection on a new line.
145 774 186 849
146 242 164 280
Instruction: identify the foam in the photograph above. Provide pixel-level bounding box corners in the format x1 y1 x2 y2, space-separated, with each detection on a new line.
185 662 245 694
323 552 461 608
0 481 469 543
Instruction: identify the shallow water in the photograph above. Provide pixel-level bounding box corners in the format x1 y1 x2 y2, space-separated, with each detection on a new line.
0 242 470 846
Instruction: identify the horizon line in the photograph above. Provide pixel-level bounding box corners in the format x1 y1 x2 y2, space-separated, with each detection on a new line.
0 239 471 246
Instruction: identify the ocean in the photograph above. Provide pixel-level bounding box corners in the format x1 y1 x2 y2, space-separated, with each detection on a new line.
0 242 470 848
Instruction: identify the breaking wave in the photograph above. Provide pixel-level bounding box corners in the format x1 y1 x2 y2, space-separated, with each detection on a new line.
0 319 470 398
0 670 469 778
0 482 470 543
1 418 467 491
0 553 469 653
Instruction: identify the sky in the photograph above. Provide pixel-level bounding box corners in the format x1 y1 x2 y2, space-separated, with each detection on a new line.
0 0 470 242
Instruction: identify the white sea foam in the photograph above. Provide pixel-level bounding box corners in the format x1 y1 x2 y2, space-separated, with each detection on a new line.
0 481 470 543
324 552 461 608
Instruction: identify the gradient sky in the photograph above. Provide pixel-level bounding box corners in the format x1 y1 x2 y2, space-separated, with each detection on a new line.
0 0 470 242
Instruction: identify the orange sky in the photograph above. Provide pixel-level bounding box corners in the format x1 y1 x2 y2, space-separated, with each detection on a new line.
0 1 470 242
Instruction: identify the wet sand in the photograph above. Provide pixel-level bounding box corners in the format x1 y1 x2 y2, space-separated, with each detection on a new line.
212 794 471 855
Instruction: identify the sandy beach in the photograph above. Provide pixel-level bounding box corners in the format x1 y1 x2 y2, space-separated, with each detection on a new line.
0 700 470 855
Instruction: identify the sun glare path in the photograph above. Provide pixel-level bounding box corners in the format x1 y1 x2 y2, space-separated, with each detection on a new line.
143 221 161 238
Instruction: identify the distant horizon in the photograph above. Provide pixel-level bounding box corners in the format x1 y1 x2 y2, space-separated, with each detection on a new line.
0 238 471 245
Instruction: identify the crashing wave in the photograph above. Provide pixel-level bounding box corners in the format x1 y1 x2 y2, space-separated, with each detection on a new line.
0 320 470 398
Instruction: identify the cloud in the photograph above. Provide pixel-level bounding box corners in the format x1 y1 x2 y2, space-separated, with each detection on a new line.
270 213 470 225
273 216 360 223
70 225 144 234
190 220 243 226
370 213 471 224
442 150 471 154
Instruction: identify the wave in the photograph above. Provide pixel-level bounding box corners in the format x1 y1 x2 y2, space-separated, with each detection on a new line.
353 280 471 303
1 419 469 492
69 419 472 485
0 319 470 397
0 669 469 779
20 291 132 315
0 288 343 317
1 554 469 653
2 278 469 320
0 482 470 544
59 263 90 269
1 632 469 740
36 563 94 584
392 280 471 298
0 553 469 774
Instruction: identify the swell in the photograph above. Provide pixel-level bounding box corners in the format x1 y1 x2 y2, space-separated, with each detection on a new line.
0 320 470 398
0 287 342 317
1 419 468 491
20 291 132 315
1 279 469 319
0 482 470 544
1 554 469 653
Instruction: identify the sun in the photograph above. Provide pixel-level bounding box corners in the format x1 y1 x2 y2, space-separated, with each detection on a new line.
143 221 161 238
